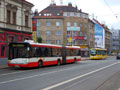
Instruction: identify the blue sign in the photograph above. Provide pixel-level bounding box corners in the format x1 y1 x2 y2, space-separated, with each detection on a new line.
67 27 80 31
94 23 105 48
95 24 103 35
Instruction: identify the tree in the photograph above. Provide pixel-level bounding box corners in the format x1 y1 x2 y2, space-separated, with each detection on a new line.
37 37 42 43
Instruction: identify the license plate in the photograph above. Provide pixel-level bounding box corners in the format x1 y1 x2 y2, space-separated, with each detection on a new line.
14 65 20 68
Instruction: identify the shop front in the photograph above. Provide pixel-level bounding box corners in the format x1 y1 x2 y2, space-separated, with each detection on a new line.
0 29 32 64
80 45 90 57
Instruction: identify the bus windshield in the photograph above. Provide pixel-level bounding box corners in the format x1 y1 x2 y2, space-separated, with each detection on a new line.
9 43 30 59
90 49 96 56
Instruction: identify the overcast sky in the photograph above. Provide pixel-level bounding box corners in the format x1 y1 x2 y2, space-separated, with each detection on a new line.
27 0 120 29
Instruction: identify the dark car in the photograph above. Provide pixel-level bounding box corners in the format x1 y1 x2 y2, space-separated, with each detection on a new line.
116 54 120 59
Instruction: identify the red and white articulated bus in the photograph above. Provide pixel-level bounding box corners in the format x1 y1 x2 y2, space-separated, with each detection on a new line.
8 40 81 68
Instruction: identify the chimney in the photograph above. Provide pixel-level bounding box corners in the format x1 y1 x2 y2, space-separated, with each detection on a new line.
68 2 72 7
34 9 39 16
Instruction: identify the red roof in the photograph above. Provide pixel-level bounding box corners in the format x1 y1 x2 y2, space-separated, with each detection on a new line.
33 16 63 19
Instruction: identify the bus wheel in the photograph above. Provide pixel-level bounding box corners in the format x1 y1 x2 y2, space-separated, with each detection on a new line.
38 61 42 68
57 60 61 66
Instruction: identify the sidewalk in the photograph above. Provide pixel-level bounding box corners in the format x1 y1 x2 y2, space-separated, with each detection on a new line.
0 64 8 69
81 57 90 60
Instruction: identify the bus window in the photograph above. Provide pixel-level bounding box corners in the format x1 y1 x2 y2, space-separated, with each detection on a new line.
51 48 61 57
90 49 96 56
76 50 81 56
97 50 101 55
9 43 30 59
44 48 49 57
35 47 42 57
43 48 51 57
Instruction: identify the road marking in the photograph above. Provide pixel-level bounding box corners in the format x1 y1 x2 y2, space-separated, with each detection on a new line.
0 65 91 84
0 60 110 77
0 60 90 77
0 63 81 77
0 62 119 85
0 71 31 77
42 62 120 90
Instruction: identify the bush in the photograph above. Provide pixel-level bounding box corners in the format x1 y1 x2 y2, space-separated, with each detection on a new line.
37 37 42 43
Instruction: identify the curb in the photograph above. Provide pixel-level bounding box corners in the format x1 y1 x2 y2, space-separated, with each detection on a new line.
81 57 90 61
0 65 8 69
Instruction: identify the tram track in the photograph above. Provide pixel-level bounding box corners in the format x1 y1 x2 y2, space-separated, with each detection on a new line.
95 71 120 90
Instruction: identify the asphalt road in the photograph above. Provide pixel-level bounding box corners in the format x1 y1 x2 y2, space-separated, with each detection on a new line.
0 57 120 90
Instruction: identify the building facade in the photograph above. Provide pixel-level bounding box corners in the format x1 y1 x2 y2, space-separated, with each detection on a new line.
93 19 105 48
33 3 95 50
102 25 111 51
0 0 33 64
93 19 111 51
110 29 120 54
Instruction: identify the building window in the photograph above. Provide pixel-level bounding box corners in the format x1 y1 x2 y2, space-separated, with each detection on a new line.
74 22 77 27
46 31 51 36
24 37 29 41
57 13 60 16
84 24 87 28
25 15 28 27
46 40 51 44
80 24 82 27
56 40 61 45
44 14 47 16
37 30 40 36
74 13 77 16
56 31 61 35
8 36 14 44
1 45 5 57
46 21 51 26
13 12 16 24
56 22 61 26
67 12 70 16
67 22 71 27
67 31 71 35
7 10 11 23
37 21 41 26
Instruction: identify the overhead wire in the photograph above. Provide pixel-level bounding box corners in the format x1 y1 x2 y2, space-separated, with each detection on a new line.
103 0 120 22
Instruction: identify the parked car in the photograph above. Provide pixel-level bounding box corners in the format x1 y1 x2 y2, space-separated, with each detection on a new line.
116 54 120 59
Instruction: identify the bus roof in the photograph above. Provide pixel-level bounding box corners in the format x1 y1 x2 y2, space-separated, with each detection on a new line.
66 46 80 49
25 40 80 49
25 40 62 48
90 48 107 50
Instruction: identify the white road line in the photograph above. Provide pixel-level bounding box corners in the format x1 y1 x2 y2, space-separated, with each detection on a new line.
0 63 80 77
0 61 88 77
0 71 30 77
0 60 111 77
0 62 119 85
42 62 120 90
0 66 89 84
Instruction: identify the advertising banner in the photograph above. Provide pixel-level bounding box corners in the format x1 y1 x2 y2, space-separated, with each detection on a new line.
94 23 105 48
